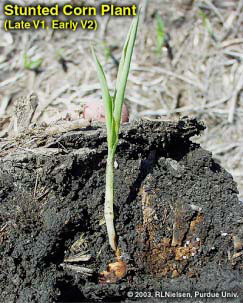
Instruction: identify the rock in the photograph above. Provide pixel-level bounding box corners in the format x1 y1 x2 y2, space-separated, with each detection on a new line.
82 99 129 123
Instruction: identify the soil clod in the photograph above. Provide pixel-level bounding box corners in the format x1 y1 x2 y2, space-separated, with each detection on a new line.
0 118 242 303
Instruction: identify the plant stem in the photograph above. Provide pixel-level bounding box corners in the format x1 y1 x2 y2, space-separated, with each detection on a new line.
105 148 117 251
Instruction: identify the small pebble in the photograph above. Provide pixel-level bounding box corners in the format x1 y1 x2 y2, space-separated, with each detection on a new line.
221 232 228 237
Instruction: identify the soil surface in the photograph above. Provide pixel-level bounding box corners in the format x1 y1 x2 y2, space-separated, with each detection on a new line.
0 118 242 303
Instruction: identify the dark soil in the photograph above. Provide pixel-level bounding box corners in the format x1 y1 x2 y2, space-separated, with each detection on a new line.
0 118 242 303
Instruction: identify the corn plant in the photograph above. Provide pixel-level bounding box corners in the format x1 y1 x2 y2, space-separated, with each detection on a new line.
23 53 43 71
199 10 216 41
92 15 139 253
156 13 165 55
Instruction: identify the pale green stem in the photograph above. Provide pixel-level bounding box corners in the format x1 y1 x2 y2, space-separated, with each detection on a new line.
105 148 117 251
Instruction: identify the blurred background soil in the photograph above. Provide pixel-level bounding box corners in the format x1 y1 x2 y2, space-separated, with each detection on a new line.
0 0 243 197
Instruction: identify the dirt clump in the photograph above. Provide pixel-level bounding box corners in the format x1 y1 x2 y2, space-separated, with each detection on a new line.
0 118 242 303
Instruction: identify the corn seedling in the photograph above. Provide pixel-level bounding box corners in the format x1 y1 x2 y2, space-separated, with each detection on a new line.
199 10 216 41
24 53 43 71
92 15 139 254
156 13 165 55
102 41 112 62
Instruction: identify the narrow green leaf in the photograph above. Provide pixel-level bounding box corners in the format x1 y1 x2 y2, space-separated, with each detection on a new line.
23 53 29 69
91 46 114 147
199 10 215 40
103 41 112 62
115 20 133 95
113 13 140 136
156 14 165 55
111 93 117 148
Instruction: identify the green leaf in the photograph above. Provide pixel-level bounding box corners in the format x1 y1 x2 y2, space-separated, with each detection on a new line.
23 53 29 68
115 21 133 95
23 53 43 71
91 46 114 148
113 13 140 136
156 14 165 55
29 58 43 70
91 12 140 152
103 41 112 62
199 10 215 40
